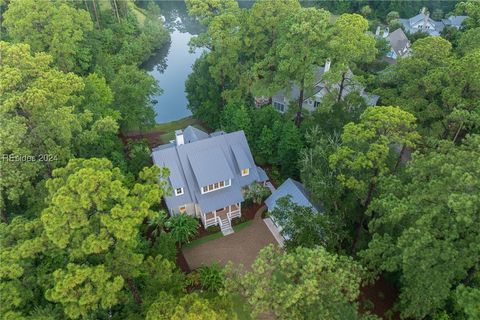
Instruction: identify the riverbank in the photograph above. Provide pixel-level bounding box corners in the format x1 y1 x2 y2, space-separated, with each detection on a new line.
121 116 210 147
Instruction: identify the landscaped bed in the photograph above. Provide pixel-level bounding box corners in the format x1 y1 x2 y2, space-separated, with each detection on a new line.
184 220 253 249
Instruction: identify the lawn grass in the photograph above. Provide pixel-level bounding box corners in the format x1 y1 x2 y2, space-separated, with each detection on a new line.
183 220 253 249
152 116 206 133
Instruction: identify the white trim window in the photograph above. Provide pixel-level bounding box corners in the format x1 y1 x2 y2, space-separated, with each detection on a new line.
201 179 231 194
273 101 285 113
179 205 186 214
241 168 250 176
174 187 184 196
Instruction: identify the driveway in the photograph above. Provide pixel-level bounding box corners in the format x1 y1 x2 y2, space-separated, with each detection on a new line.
182 206 277 270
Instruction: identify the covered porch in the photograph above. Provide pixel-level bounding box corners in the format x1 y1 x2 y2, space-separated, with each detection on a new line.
201 203 241 228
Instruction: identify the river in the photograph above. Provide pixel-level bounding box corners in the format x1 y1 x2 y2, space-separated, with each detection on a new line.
142 1 205 124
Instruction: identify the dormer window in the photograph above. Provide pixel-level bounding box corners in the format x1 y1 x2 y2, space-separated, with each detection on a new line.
175 187 184 196
201 179 231 194
241 168 250 176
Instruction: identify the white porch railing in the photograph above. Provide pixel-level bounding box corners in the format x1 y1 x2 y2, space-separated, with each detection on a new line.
201 202 241 228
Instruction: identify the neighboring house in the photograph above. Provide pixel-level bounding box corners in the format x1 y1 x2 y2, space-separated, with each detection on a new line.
442 15 468 29
270 61 379 114
386 28 411 61
264 178 320 242
152 126 268 235
400 9 467 36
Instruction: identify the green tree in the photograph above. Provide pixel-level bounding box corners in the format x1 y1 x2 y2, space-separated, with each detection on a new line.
330 106 419 208
3 0 93 73
244 182 270 204
455 285 480 319
330 106 419 251
229 245 364 319
40 158 168 310
243 0 301 98
46 264 124 319
360 135 480 318
326 14 377 104
270 196 335 250
255 126 275 164
111 64 159 131
220 103 252 138
377 37 454 139
186 54 223 128
165 214 199 244
275 121 303 177
147 292 231 320
276 7 330 126
0 42 84 216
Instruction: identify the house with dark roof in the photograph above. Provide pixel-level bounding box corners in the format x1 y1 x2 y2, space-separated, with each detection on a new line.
270 61 379 114
400 9 467 36
264 178 321 244
152 126 268 235
385 28 411 61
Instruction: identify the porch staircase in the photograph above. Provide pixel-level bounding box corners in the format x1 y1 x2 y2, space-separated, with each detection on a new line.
220 216 234 236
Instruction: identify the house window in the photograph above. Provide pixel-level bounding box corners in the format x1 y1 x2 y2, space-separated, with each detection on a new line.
201 179 231 194
174 187 184 196
241 168 250 176
179 205 186 214
314 101 320 108
273 101 285 112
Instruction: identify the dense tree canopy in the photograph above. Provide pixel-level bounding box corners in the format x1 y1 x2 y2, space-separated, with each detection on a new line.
3 0 93 73
361 135 480 319
229 245 364 319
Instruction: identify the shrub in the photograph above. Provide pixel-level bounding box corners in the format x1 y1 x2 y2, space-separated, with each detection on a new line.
165 214 199 244
185 271 200 288
244 182 271 204
231 216 247 226
206 225 221 234
198 264 224 292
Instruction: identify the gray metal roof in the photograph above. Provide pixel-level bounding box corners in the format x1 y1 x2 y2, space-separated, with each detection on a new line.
183 125 209 143
442 15 467 28
265 178 320 212
188 147 234 187
152 128 266 213
231 144 251 170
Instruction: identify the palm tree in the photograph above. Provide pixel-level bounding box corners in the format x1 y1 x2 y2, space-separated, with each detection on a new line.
147 210 168 240
165 214 199 245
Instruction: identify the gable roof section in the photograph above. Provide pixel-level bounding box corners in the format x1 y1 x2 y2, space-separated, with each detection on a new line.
231 144 251 170
443 15 467 27
188 147 234 188
387 28 410 55
183 125 209 143
265 178 319 212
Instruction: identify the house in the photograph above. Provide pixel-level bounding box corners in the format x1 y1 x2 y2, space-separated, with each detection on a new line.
264 178 320 243
385 28 411 61
151 126 268 235
400 9 467 36
442 15 468 29
270 60 379 114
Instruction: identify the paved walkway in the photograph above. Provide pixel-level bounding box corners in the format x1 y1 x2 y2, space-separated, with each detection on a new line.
263 217 284 247
182 206 277 270
266 181 276 193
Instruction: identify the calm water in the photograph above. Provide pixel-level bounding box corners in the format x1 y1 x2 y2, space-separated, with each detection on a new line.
142 2 204 123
